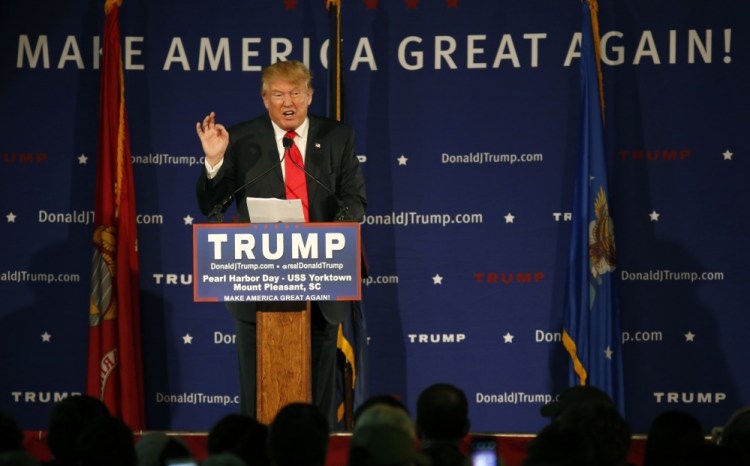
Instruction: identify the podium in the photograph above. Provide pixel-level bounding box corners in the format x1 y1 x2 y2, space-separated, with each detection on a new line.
256 301 311 423
193 222 362 423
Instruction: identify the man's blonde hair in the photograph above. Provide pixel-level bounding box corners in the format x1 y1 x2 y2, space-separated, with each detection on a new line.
261 60 313 95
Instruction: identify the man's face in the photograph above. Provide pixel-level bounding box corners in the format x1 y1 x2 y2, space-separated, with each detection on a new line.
262 79 313 131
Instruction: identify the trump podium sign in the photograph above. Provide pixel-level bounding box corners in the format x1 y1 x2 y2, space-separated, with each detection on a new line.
193 223 361 302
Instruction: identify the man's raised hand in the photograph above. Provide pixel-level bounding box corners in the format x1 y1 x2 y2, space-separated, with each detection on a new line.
196 111 229 167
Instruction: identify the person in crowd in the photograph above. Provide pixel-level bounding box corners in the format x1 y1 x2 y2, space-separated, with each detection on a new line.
207 414 268 466
539 385 615 419
685 444 743 466
202 452 247 466
525 401 632 466
415 384 470 466
0 409 40 465
524 418 591 466
195 59 367 426
0 451 41 466
354 403 415 439
43 395 110 466
715 405 750 465
76 415 136 466
135 432 194 466
348 424 431 466
348 402 430 466
353 396 410 429
266 403 330 466
642 410 705 466
0 410 24 453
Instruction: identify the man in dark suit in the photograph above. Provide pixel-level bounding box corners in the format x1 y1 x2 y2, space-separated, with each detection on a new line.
195 60 367 426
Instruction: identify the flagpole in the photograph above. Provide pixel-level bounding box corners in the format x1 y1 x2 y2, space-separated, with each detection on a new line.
562 0 625 414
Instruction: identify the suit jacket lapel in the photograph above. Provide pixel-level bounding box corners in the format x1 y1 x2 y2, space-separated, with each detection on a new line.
304 117 325 203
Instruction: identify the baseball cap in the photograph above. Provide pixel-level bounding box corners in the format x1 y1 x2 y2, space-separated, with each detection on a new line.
540 385 614 418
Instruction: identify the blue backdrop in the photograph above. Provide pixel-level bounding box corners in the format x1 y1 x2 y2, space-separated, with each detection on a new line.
1 0 748 434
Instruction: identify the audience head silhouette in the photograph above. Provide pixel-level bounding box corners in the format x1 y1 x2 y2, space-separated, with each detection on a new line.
46 395 110 465
76 415 135 466
0 409 24 453
643 410 705 466
353 395 409 428
717 405 750 466
207 413 268 466
267 403 330 466
526 401 630 466
135 432 194 466
416 383 470 443
349 402 429 466
354 403 415 439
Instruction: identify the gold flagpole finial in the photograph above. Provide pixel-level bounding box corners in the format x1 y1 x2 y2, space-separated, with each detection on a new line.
105 0 122 15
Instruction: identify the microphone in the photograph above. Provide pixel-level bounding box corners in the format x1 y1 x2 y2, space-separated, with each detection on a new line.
208 143 291 222
286 142 351 221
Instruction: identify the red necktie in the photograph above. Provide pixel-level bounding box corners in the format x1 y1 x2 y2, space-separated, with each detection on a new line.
284 131 309 222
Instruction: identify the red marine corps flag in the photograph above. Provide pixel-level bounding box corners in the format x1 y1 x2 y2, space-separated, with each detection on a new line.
87 0 145 430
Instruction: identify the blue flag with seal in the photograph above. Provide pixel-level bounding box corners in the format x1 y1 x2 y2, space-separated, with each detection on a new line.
562 0 625 414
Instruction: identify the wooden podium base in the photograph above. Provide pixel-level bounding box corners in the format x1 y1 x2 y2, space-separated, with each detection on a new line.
255 301 312 424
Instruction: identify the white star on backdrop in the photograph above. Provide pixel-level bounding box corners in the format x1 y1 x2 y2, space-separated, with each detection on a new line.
183 334 193 344
432 274 443 285
397 155 408 166
684 331 695 342
6 212 16 223
604 346 613 360
183 215 194 225
504 213 515 223
649 210 660 222
503 332 514 343
41 332 52 342
722 150 733 160
78 154 88 164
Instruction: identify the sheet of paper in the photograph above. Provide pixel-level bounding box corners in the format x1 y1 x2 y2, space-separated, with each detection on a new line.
246 197 305 223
